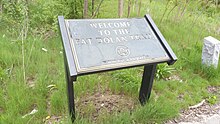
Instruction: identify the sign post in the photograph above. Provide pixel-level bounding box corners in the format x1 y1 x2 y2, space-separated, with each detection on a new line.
58 14 177 122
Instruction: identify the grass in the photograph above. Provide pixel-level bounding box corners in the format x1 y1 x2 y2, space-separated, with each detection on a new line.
0 0 220 124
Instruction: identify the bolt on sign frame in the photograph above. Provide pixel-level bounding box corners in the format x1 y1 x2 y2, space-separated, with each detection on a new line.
58 14 177 122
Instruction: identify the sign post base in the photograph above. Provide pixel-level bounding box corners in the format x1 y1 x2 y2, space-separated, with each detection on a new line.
139 64 157 105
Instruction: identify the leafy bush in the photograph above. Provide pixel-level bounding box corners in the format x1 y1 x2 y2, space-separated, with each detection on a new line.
1 0 27 23
29 0 83 34
1 0 84 36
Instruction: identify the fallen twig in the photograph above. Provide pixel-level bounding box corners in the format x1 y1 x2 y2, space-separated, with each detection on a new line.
189 100 206 109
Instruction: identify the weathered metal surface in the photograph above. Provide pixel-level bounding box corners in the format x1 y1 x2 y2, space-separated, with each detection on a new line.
65 18 170 74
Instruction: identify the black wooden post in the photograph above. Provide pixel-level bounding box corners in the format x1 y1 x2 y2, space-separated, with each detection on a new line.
139 64 157 105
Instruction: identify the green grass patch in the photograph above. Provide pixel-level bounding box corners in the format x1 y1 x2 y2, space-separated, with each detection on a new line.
0 0 220 123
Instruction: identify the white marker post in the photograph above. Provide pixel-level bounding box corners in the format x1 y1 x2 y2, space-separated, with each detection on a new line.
202 36 220 68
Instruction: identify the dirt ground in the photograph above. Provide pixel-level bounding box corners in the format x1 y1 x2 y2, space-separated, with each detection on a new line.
76 90 136 121
44 85 220 124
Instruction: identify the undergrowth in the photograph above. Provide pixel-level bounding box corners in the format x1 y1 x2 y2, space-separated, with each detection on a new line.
0 0 220 124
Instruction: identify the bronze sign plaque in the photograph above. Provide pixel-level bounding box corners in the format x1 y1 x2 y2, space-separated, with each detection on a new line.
65 18 170 74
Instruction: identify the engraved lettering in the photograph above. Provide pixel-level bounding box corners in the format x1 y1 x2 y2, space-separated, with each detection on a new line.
90 23 98 28
135 35 141 40
141 34 147 39
118 29 125 35
98 30 103 35
74 38 92 45
98 23 104 28
142 33 153 39
81 39 87 45
121 36 128 42
115 37 121 42
103 23 107 28
108 23 114 28
95 36 130 44
98 30 111 35
81 21 154 46
103 37 110 43
109 37 114 43
125 29 129 34
96 37 102 43
113 29 129 35
113 30 118 35
148 34 152 39
119 22 129 27
130 35 135 40
90 21 131 29
114 23 120 28
74 38 80 45
104 55 148 64
104 30 111 35
87 38 92 44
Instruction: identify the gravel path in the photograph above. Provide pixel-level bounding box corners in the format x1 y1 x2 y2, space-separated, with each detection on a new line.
166 99 220 124
166 85 220 124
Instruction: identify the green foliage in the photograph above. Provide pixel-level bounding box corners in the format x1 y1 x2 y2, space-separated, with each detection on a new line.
207 95 217 104
190 0 220 18
0 0 220 123
156 64 175 80
1 0 84 36
2 0 28 23
1 0 28 35
29 0 83 34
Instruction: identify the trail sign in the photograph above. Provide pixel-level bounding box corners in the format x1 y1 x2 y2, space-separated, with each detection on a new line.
58 14 177 122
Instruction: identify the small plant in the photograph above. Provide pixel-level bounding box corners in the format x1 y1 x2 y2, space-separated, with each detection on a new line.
207 95 217 105
156 64 175 80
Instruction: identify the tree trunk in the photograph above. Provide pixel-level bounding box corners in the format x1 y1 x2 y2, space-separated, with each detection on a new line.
118 0 123 18
84 0 88 18
137 0 142 16
134 0 138 14
216 0 219 8
92 0 95 16
127 0 131 18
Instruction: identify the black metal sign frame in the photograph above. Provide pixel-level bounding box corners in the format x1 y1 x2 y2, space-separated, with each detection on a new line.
58 14 177 122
